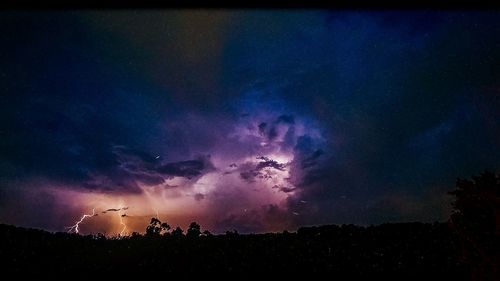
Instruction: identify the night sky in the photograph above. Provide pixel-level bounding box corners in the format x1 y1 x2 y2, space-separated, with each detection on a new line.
0 10 499 234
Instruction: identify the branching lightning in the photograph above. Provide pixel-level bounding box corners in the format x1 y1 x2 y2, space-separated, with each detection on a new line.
67 208 96 234
67 206 132 236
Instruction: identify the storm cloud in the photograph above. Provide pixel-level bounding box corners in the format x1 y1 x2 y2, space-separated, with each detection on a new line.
0 11 499 233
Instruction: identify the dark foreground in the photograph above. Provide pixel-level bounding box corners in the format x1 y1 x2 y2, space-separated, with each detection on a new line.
0 222 473 277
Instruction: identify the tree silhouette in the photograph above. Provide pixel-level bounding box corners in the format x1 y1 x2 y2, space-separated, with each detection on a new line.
449 170 499 238
160 222 171 236
130 232 141 239
449 170 499 280
171 226 184 237
186 222 201 238
225 229 239 237
1 220 469 276
145 217 162 237
145 218 172 237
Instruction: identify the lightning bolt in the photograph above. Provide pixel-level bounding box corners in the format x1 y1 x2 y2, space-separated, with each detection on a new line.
119 209 127 236
67 208 96 234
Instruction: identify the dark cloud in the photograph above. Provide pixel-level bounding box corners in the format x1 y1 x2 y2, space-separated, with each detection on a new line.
255 115 297 143
300 149 324 169
279 186 296 193
255 156 287 171
84 146 215 192
105 147 215 188
258 122 267 136
157 156 215 180
239 170 260 183
102 207 129 214
239 156 289 183
130 173 165 186
194 193 205 201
